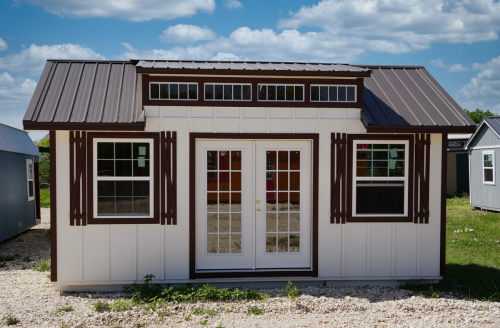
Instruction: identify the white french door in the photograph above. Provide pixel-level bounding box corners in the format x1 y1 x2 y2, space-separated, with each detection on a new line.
195 140 312 271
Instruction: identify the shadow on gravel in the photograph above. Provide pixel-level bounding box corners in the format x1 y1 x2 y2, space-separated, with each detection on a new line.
0 228 51 272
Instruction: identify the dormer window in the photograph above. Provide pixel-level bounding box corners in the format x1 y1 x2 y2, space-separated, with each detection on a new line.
150 83 198 100
311 85 356 102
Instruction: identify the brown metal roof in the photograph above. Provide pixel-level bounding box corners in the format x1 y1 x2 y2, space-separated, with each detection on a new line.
23 60 144 130
133 60 370 73
357 66 476 133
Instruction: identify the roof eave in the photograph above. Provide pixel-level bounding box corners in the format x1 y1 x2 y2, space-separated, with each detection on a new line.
365 124 477 134
135 67 372 77
23 121 146 132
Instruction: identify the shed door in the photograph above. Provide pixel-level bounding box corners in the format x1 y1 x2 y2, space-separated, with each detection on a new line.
195 140 312 271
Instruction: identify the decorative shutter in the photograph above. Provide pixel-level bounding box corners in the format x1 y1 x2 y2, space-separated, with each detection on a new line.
414 134 430 224
70 131 87 226
331 133 348 224
161 131 177 225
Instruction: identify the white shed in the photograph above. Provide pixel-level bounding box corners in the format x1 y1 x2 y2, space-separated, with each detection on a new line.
23 60 476 291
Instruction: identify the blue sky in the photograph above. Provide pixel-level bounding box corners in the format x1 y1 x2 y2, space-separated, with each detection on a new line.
1 0 499 141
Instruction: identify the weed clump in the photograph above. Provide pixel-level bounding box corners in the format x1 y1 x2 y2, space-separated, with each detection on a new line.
34 260 51 272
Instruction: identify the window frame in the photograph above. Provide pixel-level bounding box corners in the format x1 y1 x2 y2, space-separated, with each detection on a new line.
310 84 357 102
347 134 414 223
26 159 34 201
149 82 198 101
204 83 252 101
87 133 160 225
482 150 495 185
257 84 305 102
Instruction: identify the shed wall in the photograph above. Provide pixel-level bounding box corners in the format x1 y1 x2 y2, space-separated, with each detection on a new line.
0 150 37 242
54 107 443 287
469 125 500 148
470 148 500 210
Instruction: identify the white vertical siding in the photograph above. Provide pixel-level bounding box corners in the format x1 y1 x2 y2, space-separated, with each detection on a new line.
55 108 444 287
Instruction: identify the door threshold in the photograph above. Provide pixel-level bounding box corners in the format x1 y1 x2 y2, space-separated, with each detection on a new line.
196 268 312 273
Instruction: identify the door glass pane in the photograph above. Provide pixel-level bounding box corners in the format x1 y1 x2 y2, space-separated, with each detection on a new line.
265 150 301 253
207 235 218 253
278 151 288 170
278 172 288 190
231 213 241 232
266 213 276 232
206 149 244 254
231 234 241 253
278 213 288 232
219 234 230 253
278 233 288 252
219 213 230 232
231 151 241 170
207 213 218 233
266 233 277 252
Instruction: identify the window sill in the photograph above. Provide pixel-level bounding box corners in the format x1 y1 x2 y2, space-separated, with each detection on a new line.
348 216 413 223
86 217 160 225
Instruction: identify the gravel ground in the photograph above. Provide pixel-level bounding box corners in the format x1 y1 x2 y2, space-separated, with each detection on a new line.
1 209 499 327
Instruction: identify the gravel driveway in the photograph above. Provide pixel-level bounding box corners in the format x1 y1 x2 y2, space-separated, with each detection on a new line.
1 209 499 327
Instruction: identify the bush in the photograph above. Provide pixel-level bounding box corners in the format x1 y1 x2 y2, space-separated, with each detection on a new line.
123 275 268 306
34 260 51 272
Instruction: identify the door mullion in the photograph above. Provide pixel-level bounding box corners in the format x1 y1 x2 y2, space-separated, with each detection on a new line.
252 140 256 270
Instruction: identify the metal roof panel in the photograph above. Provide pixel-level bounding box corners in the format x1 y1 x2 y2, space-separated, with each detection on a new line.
0 124 41 156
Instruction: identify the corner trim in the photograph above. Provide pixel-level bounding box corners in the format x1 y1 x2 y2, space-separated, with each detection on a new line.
440 133 447 276
50 131 57 282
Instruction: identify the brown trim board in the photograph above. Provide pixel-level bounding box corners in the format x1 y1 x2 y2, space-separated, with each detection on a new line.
346 134 414 223
189 133 319 279
440 133 447 276
86 132 160 225
49 130 57 282
143 75 364 109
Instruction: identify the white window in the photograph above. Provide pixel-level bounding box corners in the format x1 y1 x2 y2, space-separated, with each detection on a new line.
93 139 154 218
311 85 356 102
258 84 304 101
205 83 251 101
150 82 198 100
26 159 34 201
352 140 409 217
483 150 495 185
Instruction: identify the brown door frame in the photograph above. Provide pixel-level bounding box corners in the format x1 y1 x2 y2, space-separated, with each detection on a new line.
189 133 319 279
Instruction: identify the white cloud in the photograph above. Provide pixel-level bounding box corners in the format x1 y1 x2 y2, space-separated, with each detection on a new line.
430 59 445 68
116 43 212 61
224 0 243 10
0 43 105 75
211 52 241 61
448 63 469 73
159 24 216 44
457 55 500 107
278 0 500 54
0 38 7 51
0 72 37 110
20 0 216 22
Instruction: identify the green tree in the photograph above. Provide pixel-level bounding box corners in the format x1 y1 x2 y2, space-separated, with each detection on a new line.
464 108 498 124
38 137 50 187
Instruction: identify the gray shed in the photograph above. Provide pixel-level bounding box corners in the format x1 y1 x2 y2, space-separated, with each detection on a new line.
465 116 500 211
0 123 41 242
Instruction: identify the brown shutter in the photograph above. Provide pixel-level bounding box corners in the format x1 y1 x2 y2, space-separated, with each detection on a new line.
414 134 430 224
70 131 87 226
331 133 348 224
161 131 177 225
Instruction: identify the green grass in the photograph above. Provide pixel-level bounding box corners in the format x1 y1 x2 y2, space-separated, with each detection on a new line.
246 306 264 315
403 196 500 301
40 189 50 208
55 306 74 313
